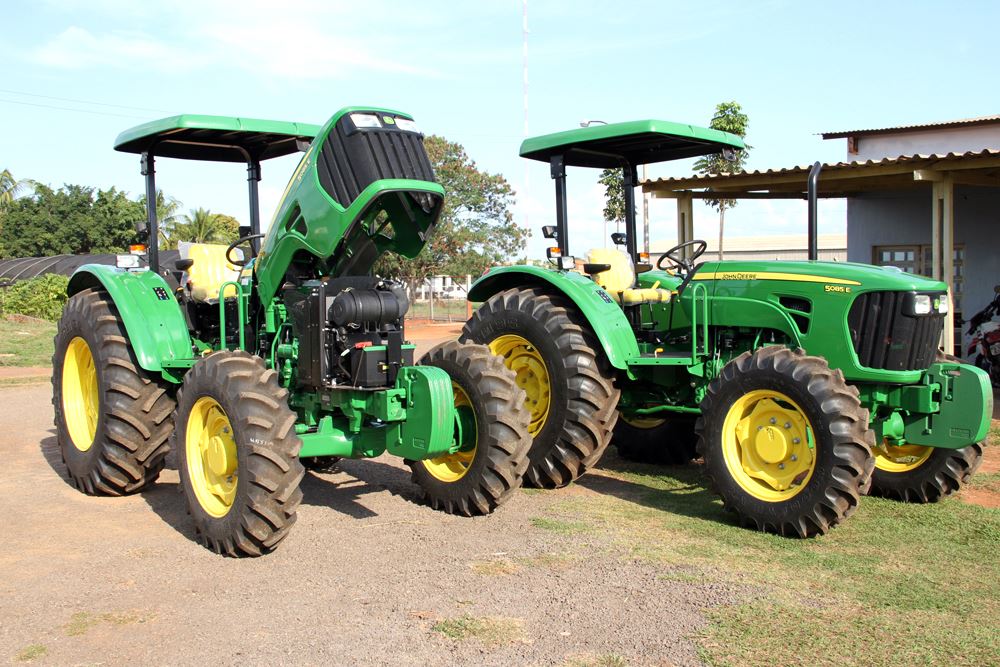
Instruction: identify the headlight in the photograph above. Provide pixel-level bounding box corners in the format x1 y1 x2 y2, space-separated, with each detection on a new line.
936 294 949 314
913 294 932 315
395 118 419 132
349 113 382 129
557 256 576 271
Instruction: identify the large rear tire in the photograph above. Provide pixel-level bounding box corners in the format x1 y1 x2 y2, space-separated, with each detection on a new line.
52 288 175 495
174 351 304 556
409 341 532 515
612 414 699 465
697 346 875 537
461 287 619 488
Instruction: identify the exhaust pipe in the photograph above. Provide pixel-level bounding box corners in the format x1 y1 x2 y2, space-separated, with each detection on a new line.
807 161 822 261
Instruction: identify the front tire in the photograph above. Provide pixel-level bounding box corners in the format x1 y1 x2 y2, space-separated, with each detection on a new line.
697 346 875 537
869 443 983 502
52 288 175 495
461 287 619 488
409 341 532 515
174 351 304 556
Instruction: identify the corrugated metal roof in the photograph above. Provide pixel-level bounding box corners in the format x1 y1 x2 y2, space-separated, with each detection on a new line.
821 115 1000 139
644 149 1000 191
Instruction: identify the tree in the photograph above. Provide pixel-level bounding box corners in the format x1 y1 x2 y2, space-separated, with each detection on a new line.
598 168 628 239
0 169 34 210
139 189 182 246
162 208 241 248
0 184 145 258
693 101 751 260
375 135 526 295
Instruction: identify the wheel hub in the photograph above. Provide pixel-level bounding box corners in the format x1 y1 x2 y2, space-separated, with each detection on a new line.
723 391 816 501
423 382 479 482
489 334 550 436
874 441 933 473
186 397 238 517
62 336 100 452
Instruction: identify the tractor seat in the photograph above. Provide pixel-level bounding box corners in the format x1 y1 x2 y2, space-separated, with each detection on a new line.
586 248 672 305
178 242 241 302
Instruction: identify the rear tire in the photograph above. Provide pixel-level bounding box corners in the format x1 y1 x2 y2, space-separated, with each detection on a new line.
409 341 532 515
613 415 699 465
174 351 304 556
697 346 875 537
461 287 619 488
52 288 175 495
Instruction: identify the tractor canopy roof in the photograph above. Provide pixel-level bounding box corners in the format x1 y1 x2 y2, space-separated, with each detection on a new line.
114 114 321 162
520 119 745 168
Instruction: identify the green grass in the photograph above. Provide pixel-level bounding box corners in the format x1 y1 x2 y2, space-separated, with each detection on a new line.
530 516 590 534
15 644 47 662
559 460 1000 667
431 614 524 644
0 316 55 367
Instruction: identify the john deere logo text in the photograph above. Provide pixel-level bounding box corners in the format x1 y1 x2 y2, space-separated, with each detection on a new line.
718 272 757 280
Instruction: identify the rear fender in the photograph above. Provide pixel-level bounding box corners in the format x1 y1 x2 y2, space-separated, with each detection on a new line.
68 265 193 379
468 265 639 371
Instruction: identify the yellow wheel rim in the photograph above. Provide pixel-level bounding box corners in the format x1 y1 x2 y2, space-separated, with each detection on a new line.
423 383 478 482
186 396 238 518
489 334 550 436
621 415 666 429
62 336 99 451
874 441 933 473
721 389 816 502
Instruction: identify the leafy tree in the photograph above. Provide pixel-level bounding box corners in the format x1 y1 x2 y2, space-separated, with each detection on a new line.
375 135 526 295
598 168 628 236
139 189 182 246
0 184 144 258
693 101 751 260
162 208 240 248
0 169 34 210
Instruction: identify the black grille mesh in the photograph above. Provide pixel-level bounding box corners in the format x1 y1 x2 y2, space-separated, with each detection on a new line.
847 291 944 371
316 120 435 207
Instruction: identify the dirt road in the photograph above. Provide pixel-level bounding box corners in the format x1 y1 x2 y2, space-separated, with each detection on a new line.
0 355 738 666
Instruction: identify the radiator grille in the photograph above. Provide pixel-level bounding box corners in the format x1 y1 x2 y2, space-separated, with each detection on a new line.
847 291 944 371
316 118 435 207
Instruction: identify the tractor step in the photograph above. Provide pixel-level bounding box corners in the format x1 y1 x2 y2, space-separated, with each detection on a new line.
629 352 695 366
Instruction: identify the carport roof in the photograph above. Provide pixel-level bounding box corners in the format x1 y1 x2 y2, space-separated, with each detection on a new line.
642 149 1000 198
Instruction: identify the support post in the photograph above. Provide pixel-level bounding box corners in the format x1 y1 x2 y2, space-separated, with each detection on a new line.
623 164 638 262
141 152 159 274
247 160 262 255
550 155 569 256
641 163 650 254
807 161 822 261
936 176 956 354
676 192 694 260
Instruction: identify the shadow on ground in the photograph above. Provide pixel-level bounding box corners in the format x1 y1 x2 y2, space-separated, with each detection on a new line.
580 452 738 528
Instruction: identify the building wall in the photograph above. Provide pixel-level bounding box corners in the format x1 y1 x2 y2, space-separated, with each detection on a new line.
846 186 1000 352
853 125 1000 161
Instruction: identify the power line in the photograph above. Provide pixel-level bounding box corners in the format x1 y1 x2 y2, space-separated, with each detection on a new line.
0 97 151 120
0 87 172 114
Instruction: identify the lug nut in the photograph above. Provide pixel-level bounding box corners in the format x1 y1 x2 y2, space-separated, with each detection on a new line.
793 438 801 444
790 455 798 462
784 422 791 429
757 425 763 431
770 417 777 424
778 463 785 470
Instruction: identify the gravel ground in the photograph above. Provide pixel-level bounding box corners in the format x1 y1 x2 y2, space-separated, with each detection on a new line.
0 366 747 665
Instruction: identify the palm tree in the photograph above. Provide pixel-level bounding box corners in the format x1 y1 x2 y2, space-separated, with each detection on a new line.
0 169 34 210
165 207 235 247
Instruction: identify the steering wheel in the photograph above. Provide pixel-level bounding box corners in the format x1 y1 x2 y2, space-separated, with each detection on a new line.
657 239 708 273
226 234 265 267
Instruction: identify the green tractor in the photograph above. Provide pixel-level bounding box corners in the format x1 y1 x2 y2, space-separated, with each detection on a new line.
52 107 532 556
461 119 993 536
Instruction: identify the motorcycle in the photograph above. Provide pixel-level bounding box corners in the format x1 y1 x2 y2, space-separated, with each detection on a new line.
966 285 1000 387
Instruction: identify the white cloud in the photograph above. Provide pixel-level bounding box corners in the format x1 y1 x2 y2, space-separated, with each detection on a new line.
32 26 198 72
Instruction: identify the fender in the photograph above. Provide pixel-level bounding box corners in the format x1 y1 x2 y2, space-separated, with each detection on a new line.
68 265 193 378
468 265 639 370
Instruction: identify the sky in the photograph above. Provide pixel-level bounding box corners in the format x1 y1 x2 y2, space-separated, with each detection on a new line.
2 0 999 260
